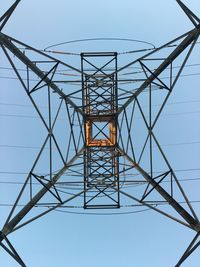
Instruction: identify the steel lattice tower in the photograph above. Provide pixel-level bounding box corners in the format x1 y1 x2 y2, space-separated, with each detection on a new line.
0 1 200 266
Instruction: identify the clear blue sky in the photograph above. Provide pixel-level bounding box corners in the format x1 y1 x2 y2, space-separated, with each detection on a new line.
0 1 200 266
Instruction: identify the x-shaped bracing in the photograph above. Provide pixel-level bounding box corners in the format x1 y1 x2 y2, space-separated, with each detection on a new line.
0 1 200 266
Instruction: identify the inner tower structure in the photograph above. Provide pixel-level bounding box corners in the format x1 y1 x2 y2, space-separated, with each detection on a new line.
81 52 120 208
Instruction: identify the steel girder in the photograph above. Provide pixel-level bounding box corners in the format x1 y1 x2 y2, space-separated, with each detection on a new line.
0 1 200 266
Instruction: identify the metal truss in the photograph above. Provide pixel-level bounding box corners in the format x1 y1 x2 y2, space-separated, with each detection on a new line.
0 0 200 266
82 52 119 208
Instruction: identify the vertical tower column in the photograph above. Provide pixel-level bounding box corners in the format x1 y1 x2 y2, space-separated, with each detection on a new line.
81 52 120 208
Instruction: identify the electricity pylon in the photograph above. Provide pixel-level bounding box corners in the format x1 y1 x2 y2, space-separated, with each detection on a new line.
0 1 200 266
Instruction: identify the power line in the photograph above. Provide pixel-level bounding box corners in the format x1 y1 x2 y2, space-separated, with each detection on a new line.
0 102 47 108
1 62 200 73
1 108 200 120
54 200 200 216
0 71 200 83
1 98 200 110
0 145 49 150
0 140 200 152
161 141 200 147
0 170 200 180
0 200 200 216
54 207 153 216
